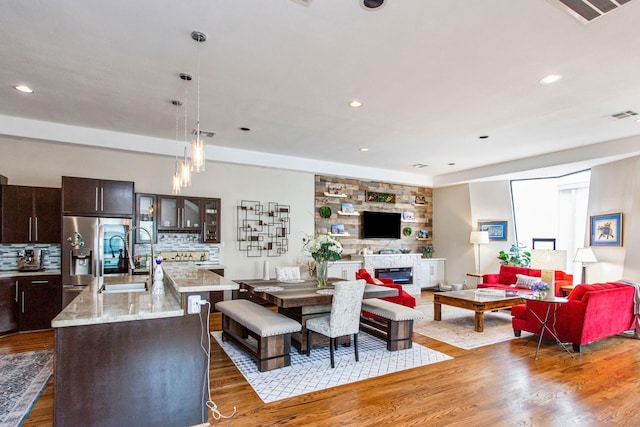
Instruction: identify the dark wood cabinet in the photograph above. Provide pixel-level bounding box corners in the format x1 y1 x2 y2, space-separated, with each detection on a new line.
202 198 221 243
1 185 61 243
18 275 62 331
135 193 157 244
62 176 134 217
157 196 201 232
0 277 18 335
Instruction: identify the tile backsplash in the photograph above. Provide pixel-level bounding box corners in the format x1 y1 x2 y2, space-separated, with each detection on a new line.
0 243 61 271
0 233 221 272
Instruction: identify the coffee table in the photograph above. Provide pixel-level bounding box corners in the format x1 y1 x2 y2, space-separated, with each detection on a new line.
433 288 526 332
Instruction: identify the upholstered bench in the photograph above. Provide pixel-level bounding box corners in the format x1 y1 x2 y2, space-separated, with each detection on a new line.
215 299 302 371
360 298 424 351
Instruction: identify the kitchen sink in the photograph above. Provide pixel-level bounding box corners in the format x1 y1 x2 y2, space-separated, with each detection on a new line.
100 281 148 294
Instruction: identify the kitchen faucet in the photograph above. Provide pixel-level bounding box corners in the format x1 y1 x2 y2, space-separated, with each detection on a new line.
126 226 155 277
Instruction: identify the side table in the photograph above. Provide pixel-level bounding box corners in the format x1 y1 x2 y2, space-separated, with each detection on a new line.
466 272 483 287
524 295 574 360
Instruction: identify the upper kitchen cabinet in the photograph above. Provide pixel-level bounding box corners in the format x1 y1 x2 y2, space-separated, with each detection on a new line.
62 176 134 218
202 198 221 243
135 193 157 243
1 185 61 243
157 196 201 232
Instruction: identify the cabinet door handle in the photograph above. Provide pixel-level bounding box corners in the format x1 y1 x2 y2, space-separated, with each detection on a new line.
95 187 99 211
28 217 32 241
32 280 48 284
15 280 19 303
35 217 38 241
21 291 25 313
100 187 104 211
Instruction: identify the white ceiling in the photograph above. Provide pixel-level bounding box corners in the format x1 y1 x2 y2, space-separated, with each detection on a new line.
2 0 640 186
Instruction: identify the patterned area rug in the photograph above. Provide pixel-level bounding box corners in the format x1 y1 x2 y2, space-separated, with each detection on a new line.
212 331 452 403
413 303 532 349
0 350 53 427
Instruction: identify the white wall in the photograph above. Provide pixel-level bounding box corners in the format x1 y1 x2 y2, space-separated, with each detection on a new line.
587 157 640 283
0 137 315 280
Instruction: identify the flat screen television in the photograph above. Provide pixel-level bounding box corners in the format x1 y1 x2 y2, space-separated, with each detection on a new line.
362 211 401 239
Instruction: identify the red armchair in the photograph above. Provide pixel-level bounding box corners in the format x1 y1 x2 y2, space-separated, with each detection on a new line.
478 265 573 297
355 268 416 308
511 282 636 352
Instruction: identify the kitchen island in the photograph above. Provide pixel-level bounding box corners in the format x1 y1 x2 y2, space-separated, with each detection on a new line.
52 265 238 427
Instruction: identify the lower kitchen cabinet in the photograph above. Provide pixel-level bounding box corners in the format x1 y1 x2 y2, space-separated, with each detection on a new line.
0 277 18 335
18 275 62 331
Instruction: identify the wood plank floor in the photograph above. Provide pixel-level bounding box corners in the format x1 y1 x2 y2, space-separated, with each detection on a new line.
2 291 639 426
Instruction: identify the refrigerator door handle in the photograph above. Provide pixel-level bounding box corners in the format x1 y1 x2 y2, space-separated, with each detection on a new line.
98 222 104 278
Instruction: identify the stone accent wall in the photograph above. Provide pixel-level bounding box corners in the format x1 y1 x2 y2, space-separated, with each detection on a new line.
315 175 432 257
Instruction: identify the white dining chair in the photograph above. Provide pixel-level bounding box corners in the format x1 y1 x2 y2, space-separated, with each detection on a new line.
275 266 301 282
305 279 367 368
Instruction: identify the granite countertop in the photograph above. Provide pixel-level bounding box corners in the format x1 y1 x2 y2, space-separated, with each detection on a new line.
51 275 183 328
162 263 238 293
52 264 238 328
0 269 61 278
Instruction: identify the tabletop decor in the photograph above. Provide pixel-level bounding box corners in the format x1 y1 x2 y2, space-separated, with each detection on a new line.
531 281 550 299
302 234 343 287
421 244 434 258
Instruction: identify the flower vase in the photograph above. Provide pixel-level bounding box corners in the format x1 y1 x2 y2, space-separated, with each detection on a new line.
316 260 329 288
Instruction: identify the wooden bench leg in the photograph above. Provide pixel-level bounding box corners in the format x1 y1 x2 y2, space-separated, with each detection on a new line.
221 314 293 372
387 319 414 351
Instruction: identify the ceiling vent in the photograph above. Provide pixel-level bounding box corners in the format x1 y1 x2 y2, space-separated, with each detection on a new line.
550 0 633 23
289 0 313 6
610 110 638 119
192 129 215 138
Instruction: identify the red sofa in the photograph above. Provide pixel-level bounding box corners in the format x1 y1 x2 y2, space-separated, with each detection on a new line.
478 264 573 297
511 282 637 352
355 268 416 309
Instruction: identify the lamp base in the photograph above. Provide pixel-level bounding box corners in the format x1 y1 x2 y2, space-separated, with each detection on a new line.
540 269 556 299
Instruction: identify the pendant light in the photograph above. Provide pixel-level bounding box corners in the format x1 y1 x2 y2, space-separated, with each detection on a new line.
191 30 206 173
171 100 182 194
179 73 192 187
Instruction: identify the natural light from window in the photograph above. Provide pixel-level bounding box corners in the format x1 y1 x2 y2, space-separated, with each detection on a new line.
511 170 591 279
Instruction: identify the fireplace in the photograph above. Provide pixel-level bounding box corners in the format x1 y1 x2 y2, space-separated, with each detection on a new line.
375 267 413 285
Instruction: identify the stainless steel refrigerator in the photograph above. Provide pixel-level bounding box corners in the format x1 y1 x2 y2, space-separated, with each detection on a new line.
61 216 132 306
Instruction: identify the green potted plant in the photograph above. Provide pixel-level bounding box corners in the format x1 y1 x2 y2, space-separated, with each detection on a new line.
497 242 531 267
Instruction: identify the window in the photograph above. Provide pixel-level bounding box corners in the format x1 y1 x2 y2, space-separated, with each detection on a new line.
511 170 591 275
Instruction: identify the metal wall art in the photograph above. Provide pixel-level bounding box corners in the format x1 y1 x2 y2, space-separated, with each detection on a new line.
237 200 290 257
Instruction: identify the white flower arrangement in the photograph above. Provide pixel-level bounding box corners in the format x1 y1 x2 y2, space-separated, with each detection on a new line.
302 234 343 262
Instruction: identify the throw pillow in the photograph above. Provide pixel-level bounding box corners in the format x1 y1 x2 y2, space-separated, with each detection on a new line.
514 274 541 289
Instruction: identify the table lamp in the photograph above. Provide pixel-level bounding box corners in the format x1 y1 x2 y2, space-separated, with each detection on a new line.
530 249 567 299
469 231 490 274
573 247 597 284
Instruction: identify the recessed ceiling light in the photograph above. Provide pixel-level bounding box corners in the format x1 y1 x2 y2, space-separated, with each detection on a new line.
360 148 369 152
14 85 34 94
349 100 363 108
448 162 456 166
540 74 562 85
240 127 251 132
478 135 489 139
412 164 428 168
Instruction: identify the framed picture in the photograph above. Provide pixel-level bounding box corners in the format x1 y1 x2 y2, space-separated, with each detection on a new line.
590 213 622 246
532 238 556 250
331 224 345 235
478 220 507 241
366 191 396 203
341 203 355 213
402 211 415 221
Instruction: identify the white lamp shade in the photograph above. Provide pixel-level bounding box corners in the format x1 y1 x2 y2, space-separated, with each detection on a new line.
470 231 490 244
573 247 597 263
530 249 567 270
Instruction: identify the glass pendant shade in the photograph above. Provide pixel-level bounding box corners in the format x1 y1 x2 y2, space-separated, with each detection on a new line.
180 147 192 187
171 160 181 195
191 133 205 173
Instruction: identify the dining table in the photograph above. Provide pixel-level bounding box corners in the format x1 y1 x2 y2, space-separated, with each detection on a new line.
233 277 399 353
